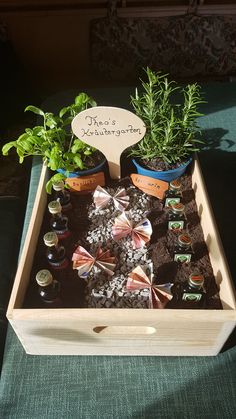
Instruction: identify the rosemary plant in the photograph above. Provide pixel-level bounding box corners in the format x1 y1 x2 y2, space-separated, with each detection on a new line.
130 67 205 168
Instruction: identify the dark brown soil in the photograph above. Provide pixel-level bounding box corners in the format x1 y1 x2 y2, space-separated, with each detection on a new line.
137 157 189 171
81 150 105 170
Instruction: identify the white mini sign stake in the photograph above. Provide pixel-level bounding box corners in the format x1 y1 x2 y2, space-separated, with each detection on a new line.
71 106 146 179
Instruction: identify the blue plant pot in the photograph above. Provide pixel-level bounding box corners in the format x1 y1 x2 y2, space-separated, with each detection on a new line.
57 158 107 178
132 158 192 182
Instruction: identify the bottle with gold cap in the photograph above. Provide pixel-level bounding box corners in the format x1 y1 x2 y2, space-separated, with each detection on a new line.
171 274 206 308
52 180 72 212
168 202 186 232
48 200 70 239
43 231 68 269
173 233 193 263
164 179 182 208
36 269 61 303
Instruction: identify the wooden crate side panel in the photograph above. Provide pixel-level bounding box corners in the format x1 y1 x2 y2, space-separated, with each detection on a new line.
9 316 235 356
7 164 48 315
7 159 236 356
192 160 236 310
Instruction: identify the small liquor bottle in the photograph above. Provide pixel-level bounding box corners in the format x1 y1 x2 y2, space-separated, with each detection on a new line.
164 179 182 208
48 200 70 239
43 231 69 269
171 274 206 308
52 180 72 212
35 269 61 304
173 233 193 263
168 202 186 232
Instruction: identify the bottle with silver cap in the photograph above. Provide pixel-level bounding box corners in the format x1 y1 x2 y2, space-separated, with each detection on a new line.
168 202 186 232
36 269 61 303
52 180 72 212
43 231 68 269
173 233 193 263
164 179 182 208
171 274 206 308
48 200 70 239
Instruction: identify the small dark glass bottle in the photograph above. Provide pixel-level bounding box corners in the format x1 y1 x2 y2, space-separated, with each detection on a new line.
36 269 61 304
43 231 68 269
168 202 186 232
164 179 182 208
171 274 206 309
48 200 70 239
173 233 193 264
52 180 72 212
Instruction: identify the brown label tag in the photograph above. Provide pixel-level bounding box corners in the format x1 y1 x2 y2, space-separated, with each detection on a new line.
65 172 105 192
130 173 168 199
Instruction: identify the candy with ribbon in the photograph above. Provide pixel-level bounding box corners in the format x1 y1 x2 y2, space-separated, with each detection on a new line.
72 246 116 278
126 265 173 308
93 185 130 212
112 212 152 249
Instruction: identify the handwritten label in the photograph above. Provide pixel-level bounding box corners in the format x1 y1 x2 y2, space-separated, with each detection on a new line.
65 172 105 192
71 107 146 179
130 173 168 199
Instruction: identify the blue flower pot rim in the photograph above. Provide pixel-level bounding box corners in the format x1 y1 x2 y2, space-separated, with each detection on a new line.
57 157 107 178
132 157 192 174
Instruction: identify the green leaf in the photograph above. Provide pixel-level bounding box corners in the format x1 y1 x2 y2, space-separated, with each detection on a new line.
32 126 45 136
62 116 73 126
20 139 33 152
74 155 83 169
2 141 16 155
17 132 30 142
46 173 66 194
84 149 92 156
75 93 90 106
59 107 69 118
25 105 45 116
45 113 58 129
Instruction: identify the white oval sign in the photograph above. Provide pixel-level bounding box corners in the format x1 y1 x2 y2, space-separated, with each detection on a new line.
71 106 146 179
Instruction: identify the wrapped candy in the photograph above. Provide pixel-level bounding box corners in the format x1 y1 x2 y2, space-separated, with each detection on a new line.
112 212 152 249
127 265 173 309
93 185 129 212
72 246 116 278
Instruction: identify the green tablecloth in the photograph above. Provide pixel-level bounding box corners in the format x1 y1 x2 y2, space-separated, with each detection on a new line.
0 83 235 419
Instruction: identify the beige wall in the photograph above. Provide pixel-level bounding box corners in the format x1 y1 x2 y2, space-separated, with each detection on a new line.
0 5 107 94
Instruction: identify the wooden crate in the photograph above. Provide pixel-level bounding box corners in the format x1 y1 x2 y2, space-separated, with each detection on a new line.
7 159 236 356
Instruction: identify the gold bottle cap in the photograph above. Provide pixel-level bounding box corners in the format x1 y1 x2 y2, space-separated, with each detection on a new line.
48 200 62 214
189 274 204 287
178 233 192 246
169 179 181 191
43 231 58 247
36 269 53 287
172 202 185 214
52 180 64 191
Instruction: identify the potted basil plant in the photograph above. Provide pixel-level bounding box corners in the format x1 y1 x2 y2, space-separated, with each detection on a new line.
2 93 106 193
129 67 205 182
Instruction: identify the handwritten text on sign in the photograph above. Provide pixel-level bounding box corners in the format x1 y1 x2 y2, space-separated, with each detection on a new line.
71 106 146 179
130 173 168 199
